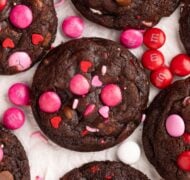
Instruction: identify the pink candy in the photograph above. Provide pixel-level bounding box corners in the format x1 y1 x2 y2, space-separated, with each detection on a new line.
166 114 185 137
0 147 3 162
38 91 61 113
8 83 30 106
62 16 84 38
91 75 103 87
101 84 122 107
2 107 25 130
120 29 143 49
8 52 32 71
84 104 95 116
9 5 33 29
99 106 109 118
69 74 90 95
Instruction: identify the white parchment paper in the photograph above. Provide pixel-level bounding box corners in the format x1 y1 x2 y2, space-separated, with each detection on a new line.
0 1 185 179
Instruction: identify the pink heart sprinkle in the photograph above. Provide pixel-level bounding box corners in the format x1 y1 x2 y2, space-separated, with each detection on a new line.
99 106 109 118
92 75 103 87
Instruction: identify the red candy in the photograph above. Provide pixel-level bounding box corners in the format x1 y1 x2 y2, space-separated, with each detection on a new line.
177 151 190 171
143 28 166 49
183 133 190 144
142 49 164 70
50 116 62 129
101 84 122 107
32 34 44 45
2 38 15 48
0 0 7 11
150 66 173 89
170 54 190 76
80 60 92 73
69 74 90 95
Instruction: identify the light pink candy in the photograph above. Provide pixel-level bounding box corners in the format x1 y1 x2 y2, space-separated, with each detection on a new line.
99 106 109 118
84 104 95 116
2 107 25 130
8 52 32 71
101 84 122 107
69 74 90 95
9 5 33 29
38 91 61 113
92 75 103 87
0 147 3 162
120 29 143 49
8 83 30 106
62 16 84 38
166 114 185 137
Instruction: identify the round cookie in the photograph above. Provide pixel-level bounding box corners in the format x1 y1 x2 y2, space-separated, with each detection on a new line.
0 125 30 179
179 1 190 55
61 161 149 180
143 77 190 180
71 0 179 30
31 38 149 152
0 0 57 75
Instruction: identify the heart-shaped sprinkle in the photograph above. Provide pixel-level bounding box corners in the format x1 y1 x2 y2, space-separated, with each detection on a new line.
80 60 93 73
50 116 62 129
92 75 103 87
84 104 95 116
2 38 15 48
81 129 88 136
99 106 109 118
32 34 44 45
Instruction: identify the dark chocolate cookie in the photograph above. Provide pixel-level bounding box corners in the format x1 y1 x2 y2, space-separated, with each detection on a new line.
179 1 190 55
143 77 190 180
71 0 179 30
0 0 57 75
31 38 149 152
61 161 149 180
0 126 30 180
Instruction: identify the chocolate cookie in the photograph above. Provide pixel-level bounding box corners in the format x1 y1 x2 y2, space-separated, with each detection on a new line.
179 1 190 55
0 0 57 75
71 0 179 30
0 126 30 180
143 77 190 180
31 38 149 152
61 161 149 180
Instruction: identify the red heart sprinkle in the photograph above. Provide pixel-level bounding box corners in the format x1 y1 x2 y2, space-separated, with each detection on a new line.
32 34 44 45
50 116 62 129
2 38 15 48
80 60 93 73
81 129 88 136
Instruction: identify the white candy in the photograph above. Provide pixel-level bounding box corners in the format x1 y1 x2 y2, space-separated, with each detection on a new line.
117 141 141 165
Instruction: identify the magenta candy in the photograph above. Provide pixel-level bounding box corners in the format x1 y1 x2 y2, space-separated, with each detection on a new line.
62 16 84 38
8 83 30 106
38 91 61 113
2 107 25 130
9 5 33 29
120 29 143 49
8 52 32 71
101 84 122 107
0 147 3 162
69 74 90 95
166 114 185 137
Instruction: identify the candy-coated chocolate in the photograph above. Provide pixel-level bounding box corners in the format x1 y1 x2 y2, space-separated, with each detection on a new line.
170 54 190 76
62 16 84 38
120 29 143 48
166 114 185 137
99 106 109 118
69 74 90 95
183 133 190 144
8 83 30 106
150 66 173 89
101 84 122 107
2 108 25 130
8 52 32 71
9 5 33 29
0 147 3 162
142 49 164 70
117 141 141 164
177 151 190 171
143 28 166 49
0 0 7 11
38 91 61 113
